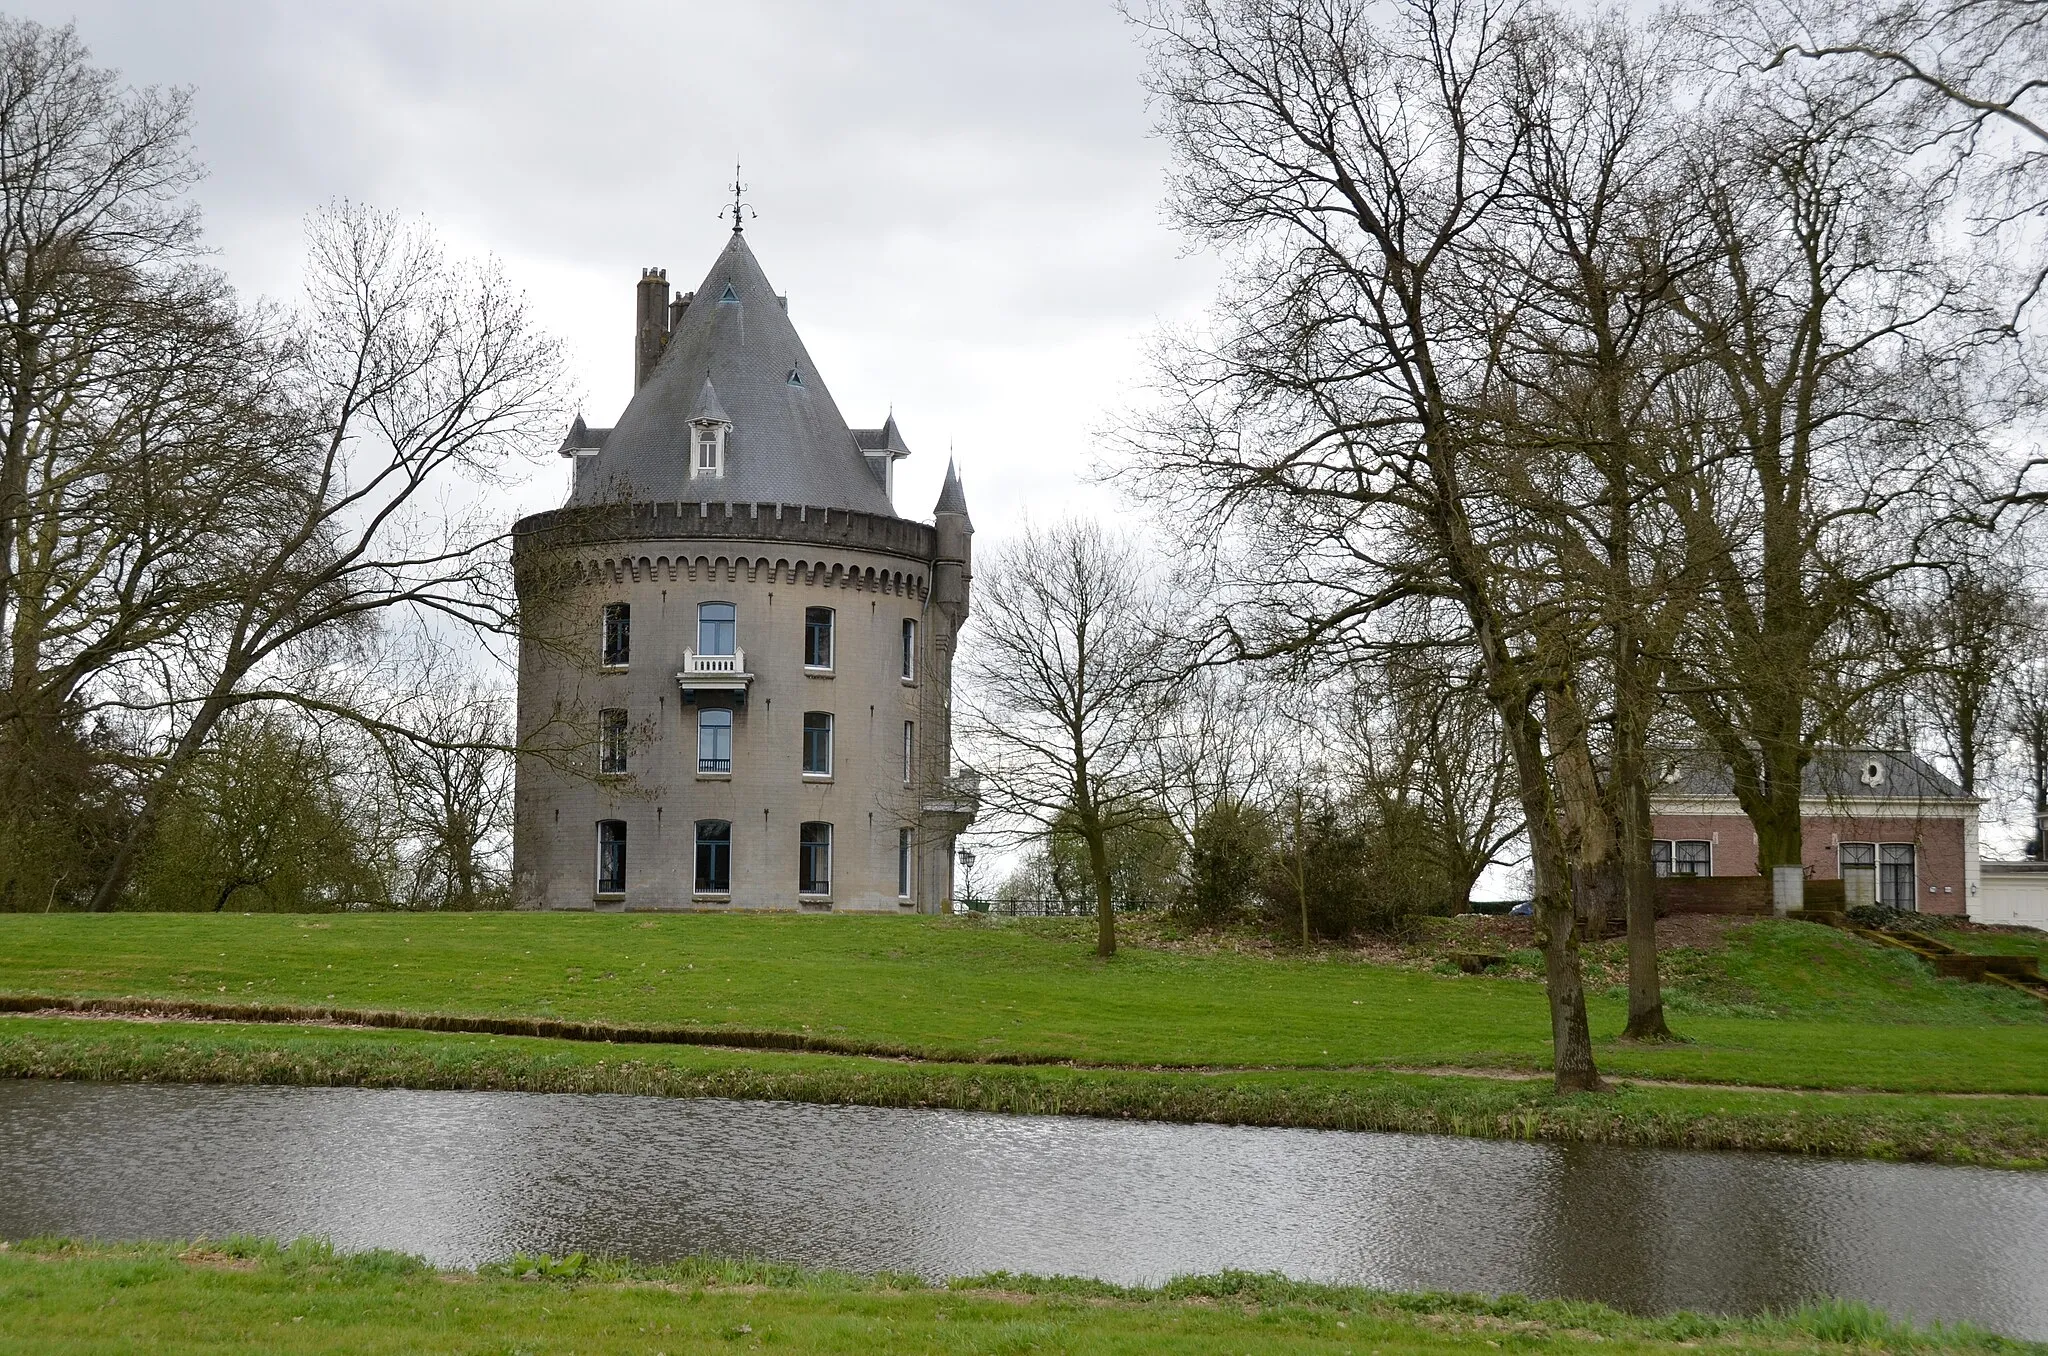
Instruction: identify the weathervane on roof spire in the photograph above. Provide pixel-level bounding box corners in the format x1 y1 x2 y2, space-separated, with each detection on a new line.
726 159 754 234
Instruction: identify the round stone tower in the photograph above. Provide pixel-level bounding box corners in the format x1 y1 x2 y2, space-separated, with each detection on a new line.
511 227 976 912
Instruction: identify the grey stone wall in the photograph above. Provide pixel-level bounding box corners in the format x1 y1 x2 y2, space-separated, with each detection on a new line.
511 509 966 913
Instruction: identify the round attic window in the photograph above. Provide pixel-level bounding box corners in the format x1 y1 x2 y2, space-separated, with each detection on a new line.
1859 760 1885 787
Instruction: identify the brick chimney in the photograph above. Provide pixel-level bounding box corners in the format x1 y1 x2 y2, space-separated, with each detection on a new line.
635 267 670 390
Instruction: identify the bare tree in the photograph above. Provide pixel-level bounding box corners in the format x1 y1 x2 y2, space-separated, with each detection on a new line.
1902 550 2041 793
86 203 567 908
1121 0 1612 1088
959 519 1179 957
2004 634 2048 858
1335 652 1523 913
372 653 515 911
1655 44 2007 880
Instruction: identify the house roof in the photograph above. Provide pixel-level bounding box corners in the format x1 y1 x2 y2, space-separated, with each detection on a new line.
563 231 900 516
1653 748 1973 803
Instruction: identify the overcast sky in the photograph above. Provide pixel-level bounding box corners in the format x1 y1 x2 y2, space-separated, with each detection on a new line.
16 0 1216 531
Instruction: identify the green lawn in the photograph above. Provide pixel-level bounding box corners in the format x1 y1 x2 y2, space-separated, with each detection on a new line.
0 1239 2032 1356
0 912 2041 1093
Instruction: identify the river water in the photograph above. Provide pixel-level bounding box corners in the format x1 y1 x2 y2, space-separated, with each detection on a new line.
1 1080 2043 1338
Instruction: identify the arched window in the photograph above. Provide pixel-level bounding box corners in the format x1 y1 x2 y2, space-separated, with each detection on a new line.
698 707 732 774
695 820 731 894
799 822 832 897
596 820 627 896
601 602 630 667
803 606 834 670
697 601 736 656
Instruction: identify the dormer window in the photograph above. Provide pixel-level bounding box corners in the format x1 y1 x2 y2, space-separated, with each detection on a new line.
787 366 804 387
693 421 726 478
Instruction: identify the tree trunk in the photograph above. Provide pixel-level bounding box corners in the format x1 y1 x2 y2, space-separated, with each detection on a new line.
1083 818 1117 958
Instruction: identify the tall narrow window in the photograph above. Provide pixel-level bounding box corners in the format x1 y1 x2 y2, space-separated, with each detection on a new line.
695 819 731 894
799 822 832 896
1841 842 1877 907
602 602 630 667
698 601 736 656
1879 843 1916 909
897 827 913 899
596 820 627 895
802 712 833 776
1650 841 1673 878
697 707 733 774
902 720 914 784
598 707 628 775
900 618 917 680
804 606 835 669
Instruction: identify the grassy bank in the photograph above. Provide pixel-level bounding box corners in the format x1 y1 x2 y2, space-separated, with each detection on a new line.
0 912 2042 1091
1 1238 2037 1355
5 1015 2046 1166
1 911 2045 1163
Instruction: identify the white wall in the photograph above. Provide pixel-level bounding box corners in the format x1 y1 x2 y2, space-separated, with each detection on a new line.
1974 872 2048 932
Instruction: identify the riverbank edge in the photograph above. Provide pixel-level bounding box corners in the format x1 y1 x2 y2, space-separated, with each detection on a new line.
4 1015 2045 1169
1 1238 2036 1355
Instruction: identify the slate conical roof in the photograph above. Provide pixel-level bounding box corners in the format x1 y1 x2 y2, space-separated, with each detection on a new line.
570 232 898 515
934 458 971 526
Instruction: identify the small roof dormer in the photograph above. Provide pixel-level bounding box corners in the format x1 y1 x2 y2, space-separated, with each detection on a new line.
852 412 912 505
689 377 730 480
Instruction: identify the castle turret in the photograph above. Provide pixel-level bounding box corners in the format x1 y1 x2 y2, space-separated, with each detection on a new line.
932 458 973 631
635 267 670 390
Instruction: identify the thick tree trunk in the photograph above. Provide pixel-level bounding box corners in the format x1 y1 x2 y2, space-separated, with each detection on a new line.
1612 678 1673 1040
1083 820 1117 958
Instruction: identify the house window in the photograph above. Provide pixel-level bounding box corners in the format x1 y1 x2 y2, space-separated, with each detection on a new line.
601 602 630 667
902 720 914 783
799 822 832 896
695 819 731 894
1879 843 1917 909
698 707 732 774
802 712 834 776
804 606 834 670
598 707 628 775
901 618 917 681
1651 840 1710 877
698 601 736 656
898 827 914 899
1840 842 1877 906
596 820 627 895
693 424 725 477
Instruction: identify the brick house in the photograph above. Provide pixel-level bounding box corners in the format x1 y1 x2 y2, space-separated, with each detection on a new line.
1647 749 1980 916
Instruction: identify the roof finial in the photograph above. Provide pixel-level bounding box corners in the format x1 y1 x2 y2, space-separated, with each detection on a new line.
726 158 755 234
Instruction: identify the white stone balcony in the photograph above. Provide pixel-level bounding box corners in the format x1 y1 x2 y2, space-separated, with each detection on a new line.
922 770 980 821
677 647 753 703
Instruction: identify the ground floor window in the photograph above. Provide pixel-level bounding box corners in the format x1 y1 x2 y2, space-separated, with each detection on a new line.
1651 840 1711 877
596 820 627 895
799 822 832 896
1840 842 1876 906
1879 843 1916 909
696 819 731 893
897 828 914 899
